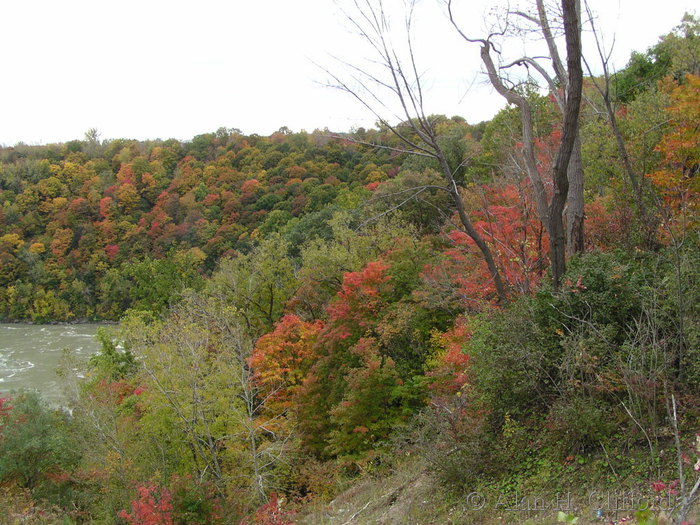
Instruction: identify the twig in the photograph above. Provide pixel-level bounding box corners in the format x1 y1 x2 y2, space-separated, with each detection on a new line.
341 500 372 525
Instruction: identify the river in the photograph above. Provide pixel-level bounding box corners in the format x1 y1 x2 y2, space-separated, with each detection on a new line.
0 323 102 405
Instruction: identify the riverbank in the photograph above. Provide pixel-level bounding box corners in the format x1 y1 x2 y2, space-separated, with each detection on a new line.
0 318 118 325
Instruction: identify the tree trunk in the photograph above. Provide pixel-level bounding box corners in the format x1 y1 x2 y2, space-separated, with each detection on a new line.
566 133 585 255
549 0 583 289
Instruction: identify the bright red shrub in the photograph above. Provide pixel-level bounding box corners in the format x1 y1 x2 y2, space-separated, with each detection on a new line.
241 493 294 525
118 484 174 525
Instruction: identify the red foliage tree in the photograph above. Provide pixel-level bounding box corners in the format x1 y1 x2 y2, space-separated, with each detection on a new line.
433 181 548 307
295 258 431 457
324 260 391 343
99 196 114 219
118 484 174 525
241 493 294 525
104 244 120 260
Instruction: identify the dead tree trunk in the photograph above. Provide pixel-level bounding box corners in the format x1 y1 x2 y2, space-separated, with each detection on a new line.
567 133 585 255
532 0 585 256
548 0 583 288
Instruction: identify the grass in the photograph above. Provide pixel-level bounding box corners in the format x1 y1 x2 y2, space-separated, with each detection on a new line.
294 448 700 525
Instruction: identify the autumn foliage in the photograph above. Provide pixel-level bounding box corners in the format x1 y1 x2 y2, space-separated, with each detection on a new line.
0 128 401 321
241 494 294 525
119 484 174 525
649 74 700 235
1 22 699 523
251 314 324 413
426 182 548 307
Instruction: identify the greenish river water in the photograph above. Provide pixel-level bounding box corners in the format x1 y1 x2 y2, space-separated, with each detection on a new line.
0 323 102 405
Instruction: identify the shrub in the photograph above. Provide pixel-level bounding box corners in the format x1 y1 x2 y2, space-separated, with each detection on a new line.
407 394 502 488
0 391 80 491
545 397 616 456
119 484 174 525
466 300 555 425
534 251 649 346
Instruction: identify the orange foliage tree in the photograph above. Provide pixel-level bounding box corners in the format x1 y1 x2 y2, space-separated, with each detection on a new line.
649 74 700 238
250 314 324 415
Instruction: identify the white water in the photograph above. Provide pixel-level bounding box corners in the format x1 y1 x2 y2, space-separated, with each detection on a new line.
0 323 101 404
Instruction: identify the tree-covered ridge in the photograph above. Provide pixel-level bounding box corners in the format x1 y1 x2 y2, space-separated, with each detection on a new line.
0 127 409 321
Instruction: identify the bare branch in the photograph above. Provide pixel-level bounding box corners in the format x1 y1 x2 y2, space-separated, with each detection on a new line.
326 0 508 301
357 186 432 229
330 133 436 158
536 0 568 84
500 56 562 104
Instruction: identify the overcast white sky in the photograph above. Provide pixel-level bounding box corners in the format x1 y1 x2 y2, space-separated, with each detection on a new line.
0 0 695 146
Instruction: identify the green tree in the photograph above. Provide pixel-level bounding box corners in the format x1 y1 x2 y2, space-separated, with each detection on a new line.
128 293 290 506
207 234 298 334
0 391 80 489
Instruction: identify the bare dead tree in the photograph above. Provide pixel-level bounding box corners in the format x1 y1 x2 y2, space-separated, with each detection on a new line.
324 0 508 303
448 0 584 288
550 0 584 287
511 0 586 255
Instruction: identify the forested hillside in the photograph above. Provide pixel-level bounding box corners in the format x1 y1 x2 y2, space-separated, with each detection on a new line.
0 127 406 321
0 8 698 525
